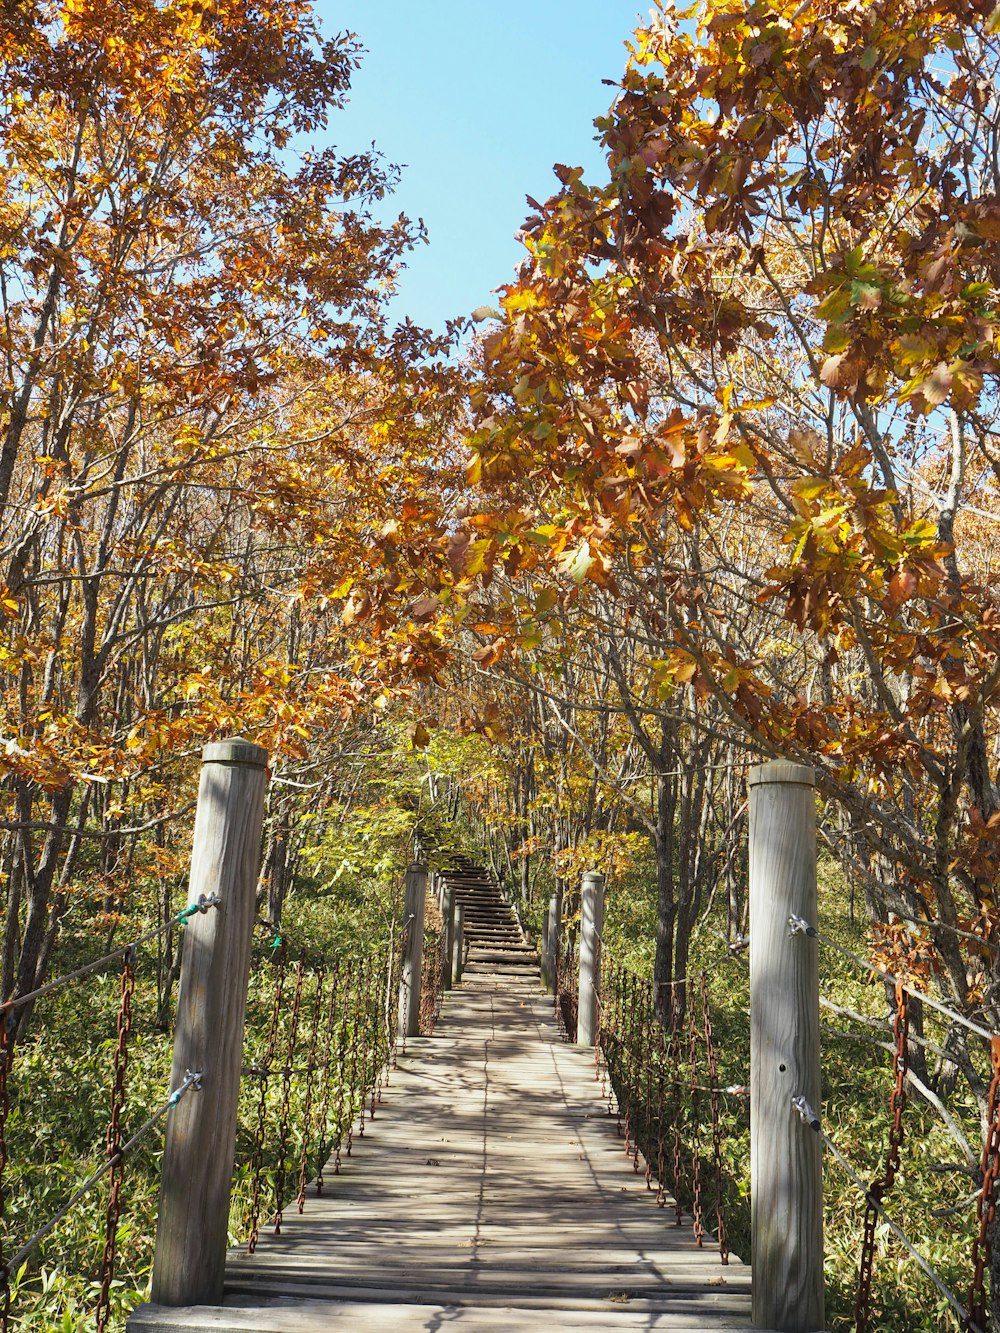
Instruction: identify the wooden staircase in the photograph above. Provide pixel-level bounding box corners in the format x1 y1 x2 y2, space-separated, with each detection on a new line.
444 859 538 984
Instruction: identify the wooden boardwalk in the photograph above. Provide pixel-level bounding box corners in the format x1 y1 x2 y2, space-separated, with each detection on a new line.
131 963 753 1331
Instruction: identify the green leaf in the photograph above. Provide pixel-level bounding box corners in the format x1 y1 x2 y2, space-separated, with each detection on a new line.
823 324 852 354
792 475 829 501
850 280 881 309
814 286 851 321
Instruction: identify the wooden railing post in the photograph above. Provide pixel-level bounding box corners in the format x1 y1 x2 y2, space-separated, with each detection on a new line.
543 891 560 996
576 870 605 1046
452 903 464 986
151 738 268 1307
540 911 551 991
441 878 455 990
397 863 427 1039
749 761 824 1333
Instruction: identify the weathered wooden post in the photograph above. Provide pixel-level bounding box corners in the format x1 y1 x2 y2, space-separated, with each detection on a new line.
151 738 269 1307
397 862 427 1039
577 870 605 1047
540 912 551 991
441 878 455 990
544 891 560 996
451 903 464 986
749 761 824 1333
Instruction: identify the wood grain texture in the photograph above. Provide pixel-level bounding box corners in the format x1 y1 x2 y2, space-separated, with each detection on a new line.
748 762 824 1333
151 738 268 1306
577 870 605 1046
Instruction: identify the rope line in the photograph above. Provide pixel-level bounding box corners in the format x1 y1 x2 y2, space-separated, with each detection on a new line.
791 1095 980 1333
788 915 996 1042
0 895 220 1015
0 1071 201 1285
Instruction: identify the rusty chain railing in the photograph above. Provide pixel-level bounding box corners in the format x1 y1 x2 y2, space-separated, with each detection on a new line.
240 921 405 1253
788 914 1000 1333
0 889 409 1332
0 900 215 1333
419 920 447 1036
592 957 748 1264
555 931 579 1043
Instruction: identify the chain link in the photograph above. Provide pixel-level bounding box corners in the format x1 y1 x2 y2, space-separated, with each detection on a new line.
855 984 909 1332
314 961 340 1197
686 1005 705 1247
345 962 363 1159
970 1035 1000 1331
668 993 684 1227
700 972 729 1265
333 958 354 1174
296 969 326 1214
95 948 136 1333
273 957 306 1234
247 942 287 1253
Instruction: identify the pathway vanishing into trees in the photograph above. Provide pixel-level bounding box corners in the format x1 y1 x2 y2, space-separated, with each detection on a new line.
130 874 752 1332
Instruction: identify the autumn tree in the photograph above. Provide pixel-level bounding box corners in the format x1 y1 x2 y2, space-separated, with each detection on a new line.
0 0 462 1024
453 0 1000 1160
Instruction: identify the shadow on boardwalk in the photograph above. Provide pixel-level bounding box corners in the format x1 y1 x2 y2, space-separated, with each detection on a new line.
131 970 752 1331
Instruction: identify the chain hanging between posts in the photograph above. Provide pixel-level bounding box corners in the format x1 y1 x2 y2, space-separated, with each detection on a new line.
273 956 306 1234
345 960 364 1157
96 946 136 1333
617 969 628 1128
686 1005 705 1247
700 972 729 1264
375 929 397 1099
855 984 909 1333
314 961 340 1196
357 966 375 1136
0 1005 16 1333
668 993 684 1227
332 958 353 1174
969 1035 1000 1332
642 985 653 1188
604 964 620 1120
247 941 287 1253
622 974 636 1157
296 970 325 1213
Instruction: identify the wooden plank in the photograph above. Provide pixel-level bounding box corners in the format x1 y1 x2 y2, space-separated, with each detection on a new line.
131 1300 763 1332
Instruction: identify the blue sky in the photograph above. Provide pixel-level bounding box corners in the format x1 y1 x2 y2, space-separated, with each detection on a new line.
314 2 644 331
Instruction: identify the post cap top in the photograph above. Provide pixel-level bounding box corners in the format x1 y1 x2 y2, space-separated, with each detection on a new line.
581 870 606 887
407 861 428 874
202 738 269 768
748 760 815 787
